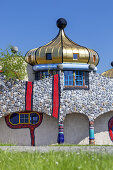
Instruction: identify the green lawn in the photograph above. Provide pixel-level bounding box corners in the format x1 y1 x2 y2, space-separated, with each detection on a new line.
49 144 113 146
0 150 113 170
0 143 15 146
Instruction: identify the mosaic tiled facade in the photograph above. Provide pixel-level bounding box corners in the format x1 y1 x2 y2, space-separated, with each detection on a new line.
1 18 113 145
1 71 113 121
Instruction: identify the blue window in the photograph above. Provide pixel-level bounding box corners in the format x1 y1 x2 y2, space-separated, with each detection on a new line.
85 72 89 86
9 112 41 125
20 114 29 123
42 71 49 78
64 71 73 86
10 113 19 125
64 71 89 88
46 53 52 60
35 71 58 80
30 113 39 124
75 71 83 86
73 54 78 59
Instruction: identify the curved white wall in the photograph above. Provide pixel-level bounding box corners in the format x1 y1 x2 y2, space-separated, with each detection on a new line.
1 111 113 145
94 111 113 145
0 114 58 146
0 117 31 146
64 113 89 144
35 114 58 145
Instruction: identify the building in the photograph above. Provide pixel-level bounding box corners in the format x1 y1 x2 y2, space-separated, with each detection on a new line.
0 18 113 146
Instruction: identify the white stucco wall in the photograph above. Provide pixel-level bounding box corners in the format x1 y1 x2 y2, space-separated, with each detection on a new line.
64 113 89 144
2 111 113 146
35 114 58 145
0 114 58 146
0 117 31 146
94 111 113 145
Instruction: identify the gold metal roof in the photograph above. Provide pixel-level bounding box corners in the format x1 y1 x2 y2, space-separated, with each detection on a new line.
101 69 113 78
25 19 99 66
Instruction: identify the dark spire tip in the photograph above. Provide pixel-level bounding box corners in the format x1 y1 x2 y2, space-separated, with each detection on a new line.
56 18 67 29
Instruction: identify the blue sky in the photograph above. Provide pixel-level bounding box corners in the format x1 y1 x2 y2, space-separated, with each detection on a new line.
0 0 113 73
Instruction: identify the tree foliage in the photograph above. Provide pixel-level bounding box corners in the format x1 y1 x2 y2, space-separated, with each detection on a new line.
0 47 27 80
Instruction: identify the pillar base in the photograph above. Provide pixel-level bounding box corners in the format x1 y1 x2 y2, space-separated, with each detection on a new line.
89 139 95 145
58 121 64 144
57 133 64 144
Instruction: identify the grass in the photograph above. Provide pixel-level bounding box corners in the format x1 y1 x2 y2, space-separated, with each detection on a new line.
49 144 113 146
0 143 15 146
0 143 113 146
0 150 113 170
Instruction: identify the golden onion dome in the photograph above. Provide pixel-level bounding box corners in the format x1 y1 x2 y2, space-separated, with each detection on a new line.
25 18 99 66
101 69 113 78
101 62 113 78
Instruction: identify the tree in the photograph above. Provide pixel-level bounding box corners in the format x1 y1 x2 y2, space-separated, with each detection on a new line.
0 47 27 80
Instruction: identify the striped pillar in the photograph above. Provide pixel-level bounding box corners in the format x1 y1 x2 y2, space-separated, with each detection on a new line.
57 121 64 144
89 121 95 144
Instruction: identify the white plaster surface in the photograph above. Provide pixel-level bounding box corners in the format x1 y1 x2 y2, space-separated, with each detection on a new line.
0 117 31 146
64 113 89 144
94 111 113 145
0 114 58 146
1 111 113 146
35 114 58 145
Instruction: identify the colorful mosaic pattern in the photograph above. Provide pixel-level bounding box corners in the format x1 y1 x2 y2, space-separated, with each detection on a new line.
5 111 43 146
25 82 33 111
108 116 113 141
89 121 95 144
52 74 60 119
57 121 64 144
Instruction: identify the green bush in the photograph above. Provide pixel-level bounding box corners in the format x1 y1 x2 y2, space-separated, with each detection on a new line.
0 47 27 80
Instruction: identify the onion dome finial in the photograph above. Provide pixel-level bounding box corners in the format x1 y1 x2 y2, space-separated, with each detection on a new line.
56 18 67 29
25 18 99 67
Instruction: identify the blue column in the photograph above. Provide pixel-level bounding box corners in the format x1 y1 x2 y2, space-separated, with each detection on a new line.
89 121 95 144
57 121 64 144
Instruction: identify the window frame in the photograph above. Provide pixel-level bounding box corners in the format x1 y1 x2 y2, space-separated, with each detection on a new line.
35 70 58 80
73 53 79 60
9 112 40 125
46 53 52 60
64 70 89 89
20 113 29 124
93 55 96 63
75 71 83 86
10 113 19 125
42 71 49 78
30 113 39 125
64 71 73 86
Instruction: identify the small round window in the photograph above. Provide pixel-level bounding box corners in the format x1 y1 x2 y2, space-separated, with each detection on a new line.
9 112 40 125
10 113 19 125
30 113 39 125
